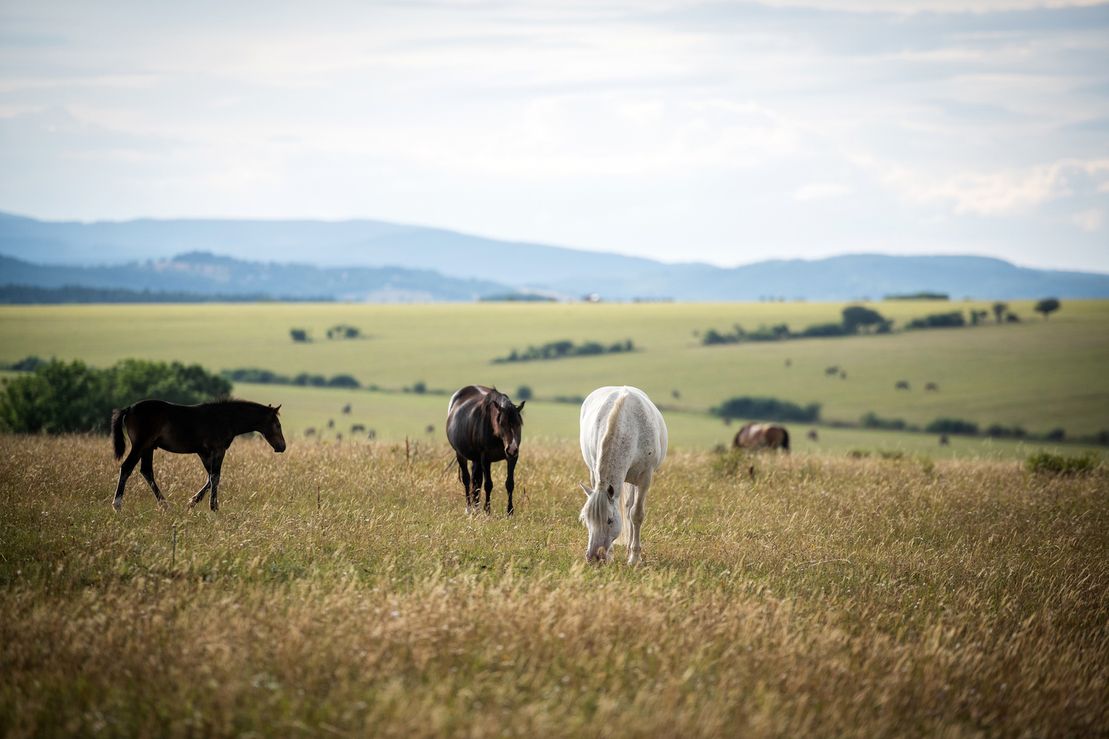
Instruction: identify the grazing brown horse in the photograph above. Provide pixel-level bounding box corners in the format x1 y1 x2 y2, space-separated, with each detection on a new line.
733 422 790 453
111 399 286 511
446 385 524 515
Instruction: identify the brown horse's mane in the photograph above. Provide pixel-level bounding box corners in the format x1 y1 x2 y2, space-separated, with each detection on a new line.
481 387 523 426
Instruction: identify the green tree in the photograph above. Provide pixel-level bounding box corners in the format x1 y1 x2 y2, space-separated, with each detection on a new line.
1034 298 1060 320
992 301 1008 323
841 305 887 333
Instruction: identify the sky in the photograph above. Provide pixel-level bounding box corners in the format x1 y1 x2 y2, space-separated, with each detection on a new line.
1 0 1108 271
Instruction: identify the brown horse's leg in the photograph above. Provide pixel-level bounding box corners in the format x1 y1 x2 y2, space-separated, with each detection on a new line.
188 453 212 508
481 457 493 514
208 449 227 512
469 459 483 515
456 453 472 512
139 449 168 508
113 447 142 511
505 456 517 516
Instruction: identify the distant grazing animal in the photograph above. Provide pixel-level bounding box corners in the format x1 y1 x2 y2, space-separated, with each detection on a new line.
840 371 847 380
825 366 839 376
807 429 819 442
367 429 377 440
341 404 352 415
111 399 285 511
925 382 939 392
327 418 335 429
425 424 435 434
939 434 950 446
351 423 366 434
446 385 525 515
733 422 790 452
578 386 667 565
895 380 910 390
305 427 316 437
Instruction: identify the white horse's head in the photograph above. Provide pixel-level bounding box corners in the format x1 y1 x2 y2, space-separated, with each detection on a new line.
579 481 621 563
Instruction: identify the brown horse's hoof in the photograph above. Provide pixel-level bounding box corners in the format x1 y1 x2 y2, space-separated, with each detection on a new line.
112 498 122 512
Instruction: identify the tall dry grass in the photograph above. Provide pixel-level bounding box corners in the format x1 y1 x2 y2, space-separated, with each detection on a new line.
1 435 1106 737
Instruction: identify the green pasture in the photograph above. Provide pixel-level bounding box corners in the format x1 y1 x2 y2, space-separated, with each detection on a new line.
1 300 1107 451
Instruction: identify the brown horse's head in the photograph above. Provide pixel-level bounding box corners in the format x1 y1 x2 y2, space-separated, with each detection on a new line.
488 394 525 458
261 404 286 453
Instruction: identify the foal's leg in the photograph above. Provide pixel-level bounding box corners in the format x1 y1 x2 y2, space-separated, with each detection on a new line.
627 472 651 566
187 453 213 509
469 459 483 515
139 448 168 508
456 453 472 512
505 456 517 516
481 458 494 514
208 449 227 511
113 447 142 511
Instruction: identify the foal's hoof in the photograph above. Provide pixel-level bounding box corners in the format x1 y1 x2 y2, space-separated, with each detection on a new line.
158 499 170 510
112 498 122 512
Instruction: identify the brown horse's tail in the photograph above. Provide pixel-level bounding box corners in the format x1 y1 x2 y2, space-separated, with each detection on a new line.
111 406 130 459
781 428 791 453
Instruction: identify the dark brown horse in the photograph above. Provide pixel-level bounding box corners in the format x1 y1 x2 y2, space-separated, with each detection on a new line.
111 399 286 511
733 422 790 453
446 385 524 515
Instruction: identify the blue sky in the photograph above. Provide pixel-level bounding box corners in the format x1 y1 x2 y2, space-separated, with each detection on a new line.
1 0 1107 271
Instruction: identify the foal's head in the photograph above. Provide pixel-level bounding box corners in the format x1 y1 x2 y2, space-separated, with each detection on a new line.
487 394 525 458
579 481 621 563
260 404 286 453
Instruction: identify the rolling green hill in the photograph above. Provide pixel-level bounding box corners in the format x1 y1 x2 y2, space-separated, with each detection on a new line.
1 300 1106 452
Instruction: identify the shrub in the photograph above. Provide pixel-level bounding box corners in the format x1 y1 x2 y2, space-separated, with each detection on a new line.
860 412 908 430
799 322 849 338
327 374 361 389
842 305 887 333
712 396 820 423
1034 298 1060 320
2 355 46 372
1026 452 1097 475
925 418 979 435
906 312 966 330
516 385 533 401
410 381 427 394
290 328 310 342
1043 428 1066 442
0 359 229 434
985 424 1027 439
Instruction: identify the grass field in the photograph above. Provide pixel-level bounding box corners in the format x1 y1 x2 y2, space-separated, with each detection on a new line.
1 300 1107 452
1 435 1105 736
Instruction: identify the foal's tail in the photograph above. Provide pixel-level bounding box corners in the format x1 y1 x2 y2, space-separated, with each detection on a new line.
111 406 130 459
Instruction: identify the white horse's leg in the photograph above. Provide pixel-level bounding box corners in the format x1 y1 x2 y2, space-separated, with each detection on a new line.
628 472 651 565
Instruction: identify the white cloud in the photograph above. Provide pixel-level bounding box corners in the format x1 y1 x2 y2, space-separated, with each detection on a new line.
1072 208 1104 232
794 182 853 201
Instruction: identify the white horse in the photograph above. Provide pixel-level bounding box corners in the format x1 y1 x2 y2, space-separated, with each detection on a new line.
578 386 667 565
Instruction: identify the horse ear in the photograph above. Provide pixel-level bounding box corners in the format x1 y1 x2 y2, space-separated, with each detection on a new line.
578 482 591 497
517 400 525 411
273 404 282 414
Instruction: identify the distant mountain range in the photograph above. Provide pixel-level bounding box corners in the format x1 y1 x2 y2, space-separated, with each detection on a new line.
2 211 1107 301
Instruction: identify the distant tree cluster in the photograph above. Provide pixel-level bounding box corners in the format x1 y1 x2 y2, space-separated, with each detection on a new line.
884 292 950 301
494 339 636 363
0 359 230 434
290 328 311 343
0 355 46 372
221 367 361 389
905 311 966 330
702 306 891 346
479 293 557 303
711 396 821 423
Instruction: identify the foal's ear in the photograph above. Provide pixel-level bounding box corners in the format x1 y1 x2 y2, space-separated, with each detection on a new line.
578 481 591 497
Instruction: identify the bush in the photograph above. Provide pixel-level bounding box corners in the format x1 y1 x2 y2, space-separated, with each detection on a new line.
925 417 979 435
516 385 533 401
985 424 1027 439
327 374 361 389
222 367 289 384
410 381 427 394
0 359 230 434
842 305 887 333
2 355 46 372
1026 451 1097 475
712 396 820 423
860 412 907 430
906 312 966 330
290 328 310 342
799 322 849 338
